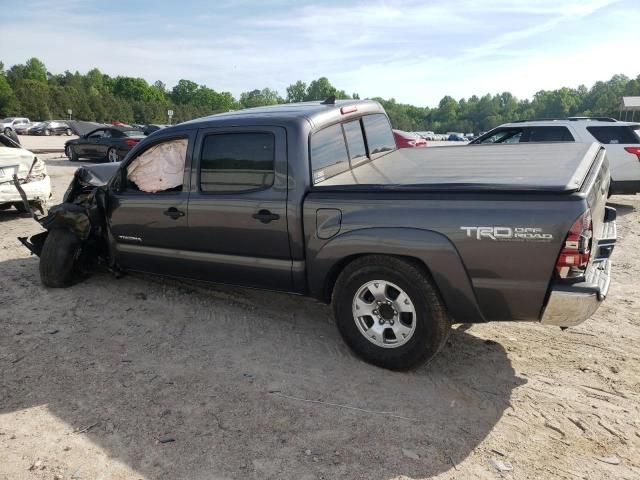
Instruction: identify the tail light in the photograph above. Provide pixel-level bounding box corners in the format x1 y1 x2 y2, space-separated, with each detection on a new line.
555 210 592 280
124 139 139 146
624 146 640 161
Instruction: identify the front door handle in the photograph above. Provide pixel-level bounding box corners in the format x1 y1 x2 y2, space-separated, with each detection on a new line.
164 207 185 220
252 209 280 224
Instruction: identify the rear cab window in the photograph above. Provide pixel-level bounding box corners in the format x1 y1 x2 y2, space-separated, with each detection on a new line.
587 126 640 145
310 114 395 185
362 114 396 158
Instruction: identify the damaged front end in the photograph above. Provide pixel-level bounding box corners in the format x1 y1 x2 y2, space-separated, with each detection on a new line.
18 163 118 269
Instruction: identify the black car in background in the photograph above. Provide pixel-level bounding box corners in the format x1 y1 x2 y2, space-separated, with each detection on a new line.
142 123 169 135
65 126 145 162
31 120 73 136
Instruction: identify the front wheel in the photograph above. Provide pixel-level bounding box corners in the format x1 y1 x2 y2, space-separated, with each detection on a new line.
66 128 72 136
39 229 83 288
44 129 51 136
107 147 119 163
4 127 11 135
333 255 451 370
67 146 78 161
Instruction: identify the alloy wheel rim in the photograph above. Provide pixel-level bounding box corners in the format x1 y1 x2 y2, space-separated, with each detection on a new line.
108 149 117 162
352 280 417 348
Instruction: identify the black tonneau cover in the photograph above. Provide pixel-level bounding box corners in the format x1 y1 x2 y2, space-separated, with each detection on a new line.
318 142 602 192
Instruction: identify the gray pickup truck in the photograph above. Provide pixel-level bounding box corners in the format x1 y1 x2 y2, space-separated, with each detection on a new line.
19 99 617 370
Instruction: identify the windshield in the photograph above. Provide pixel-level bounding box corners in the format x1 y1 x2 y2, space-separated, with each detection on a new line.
478 128 523 144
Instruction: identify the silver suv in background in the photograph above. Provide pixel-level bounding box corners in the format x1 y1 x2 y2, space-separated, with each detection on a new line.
470 118 640 194
0 117 31 136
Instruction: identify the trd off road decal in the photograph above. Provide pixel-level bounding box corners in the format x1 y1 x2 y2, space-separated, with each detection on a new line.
461 226 553 242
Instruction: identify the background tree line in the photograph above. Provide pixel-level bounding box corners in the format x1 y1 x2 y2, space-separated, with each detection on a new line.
1 57 638 133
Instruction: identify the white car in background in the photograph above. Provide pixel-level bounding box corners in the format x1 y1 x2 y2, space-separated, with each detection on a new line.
0 133 51 213
470 117 640 194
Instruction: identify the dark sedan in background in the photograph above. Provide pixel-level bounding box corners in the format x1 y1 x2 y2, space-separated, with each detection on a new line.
65 126 145 162
31 120 73 136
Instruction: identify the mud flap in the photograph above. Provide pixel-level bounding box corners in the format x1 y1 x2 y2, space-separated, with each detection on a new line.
18 232 48 257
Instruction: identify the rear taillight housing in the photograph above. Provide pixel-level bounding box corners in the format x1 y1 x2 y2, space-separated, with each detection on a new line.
555 210 592 280
624 146 640 161
124 139 139 146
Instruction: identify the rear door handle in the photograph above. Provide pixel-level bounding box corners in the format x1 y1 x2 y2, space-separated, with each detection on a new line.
164 207 185 220
252 209 280 223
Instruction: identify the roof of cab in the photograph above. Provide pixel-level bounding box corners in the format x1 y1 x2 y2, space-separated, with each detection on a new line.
177 99 385 131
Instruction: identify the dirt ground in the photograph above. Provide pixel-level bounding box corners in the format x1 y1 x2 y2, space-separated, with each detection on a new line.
0 145 638 480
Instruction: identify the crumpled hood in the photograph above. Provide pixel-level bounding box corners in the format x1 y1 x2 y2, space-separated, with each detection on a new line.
0 146 37 182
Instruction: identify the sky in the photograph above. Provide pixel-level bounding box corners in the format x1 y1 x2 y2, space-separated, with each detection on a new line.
0 0 638 107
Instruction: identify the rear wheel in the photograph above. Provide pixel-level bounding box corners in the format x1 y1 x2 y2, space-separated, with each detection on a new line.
44 129 51 136
65 128 72 136
39 229 83 288
4 127 11 135
332 255 451 370
107 147 119 163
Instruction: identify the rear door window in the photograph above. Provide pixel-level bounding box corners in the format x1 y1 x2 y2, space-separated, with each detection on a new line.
200 132 275 192
586 126 640 144
525 126 574 142
362 114 396 158
310 123 350 184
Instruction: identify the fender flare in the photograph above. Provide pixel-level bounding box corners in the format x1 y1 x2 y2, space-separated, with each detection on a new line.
306 227 485 323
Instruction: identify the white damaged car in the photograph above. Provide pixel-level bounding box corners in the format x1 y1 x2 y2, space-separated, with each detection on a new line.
0 134 51 213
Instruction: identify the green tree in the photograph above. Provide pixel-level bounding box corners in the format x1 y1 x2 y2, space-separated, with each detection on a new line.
14 79 50 119
0 74 20 116
286 80 307 103
305 77 337 101
240 88 282 108
171 79 199 104
23 57 48 83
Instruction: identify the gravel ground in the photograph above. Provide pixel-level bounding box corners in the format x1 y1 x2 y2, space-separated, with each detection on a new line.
0 145 638 480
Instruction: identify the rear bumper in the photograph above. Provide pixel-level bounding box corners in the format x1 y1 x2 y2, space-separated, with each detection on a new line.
541 259 611 327
0 176 52 205
541 207 616 327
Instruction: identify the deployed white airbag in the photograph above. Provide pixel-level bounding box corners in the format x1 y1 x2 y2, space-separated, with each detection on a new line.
127 139 187 193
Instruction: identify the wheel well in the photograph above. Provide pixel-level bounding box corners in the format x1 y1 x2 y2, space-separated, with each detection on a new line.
324 253 437 304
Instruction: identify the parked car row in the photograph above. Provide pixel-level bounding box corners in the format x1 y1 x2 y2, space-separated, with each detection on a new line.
2 118 75 136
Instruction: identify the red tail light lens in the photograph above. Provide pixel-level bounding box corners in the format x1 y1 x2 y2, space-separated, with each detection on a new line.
624 146 640 161
555 210 592 279
124 139 139 146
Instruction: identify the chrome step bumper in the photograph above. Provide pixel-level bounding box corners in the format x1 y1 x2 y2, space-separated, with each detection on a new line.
541 208 616 328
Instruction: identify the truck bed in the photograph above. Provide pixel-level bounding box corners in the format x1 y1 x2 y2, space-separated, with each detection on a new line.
317 142 601 192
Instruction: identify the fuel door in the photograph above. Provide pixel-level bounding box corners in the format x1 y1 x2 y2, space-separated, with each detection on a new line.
316 208 342 239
